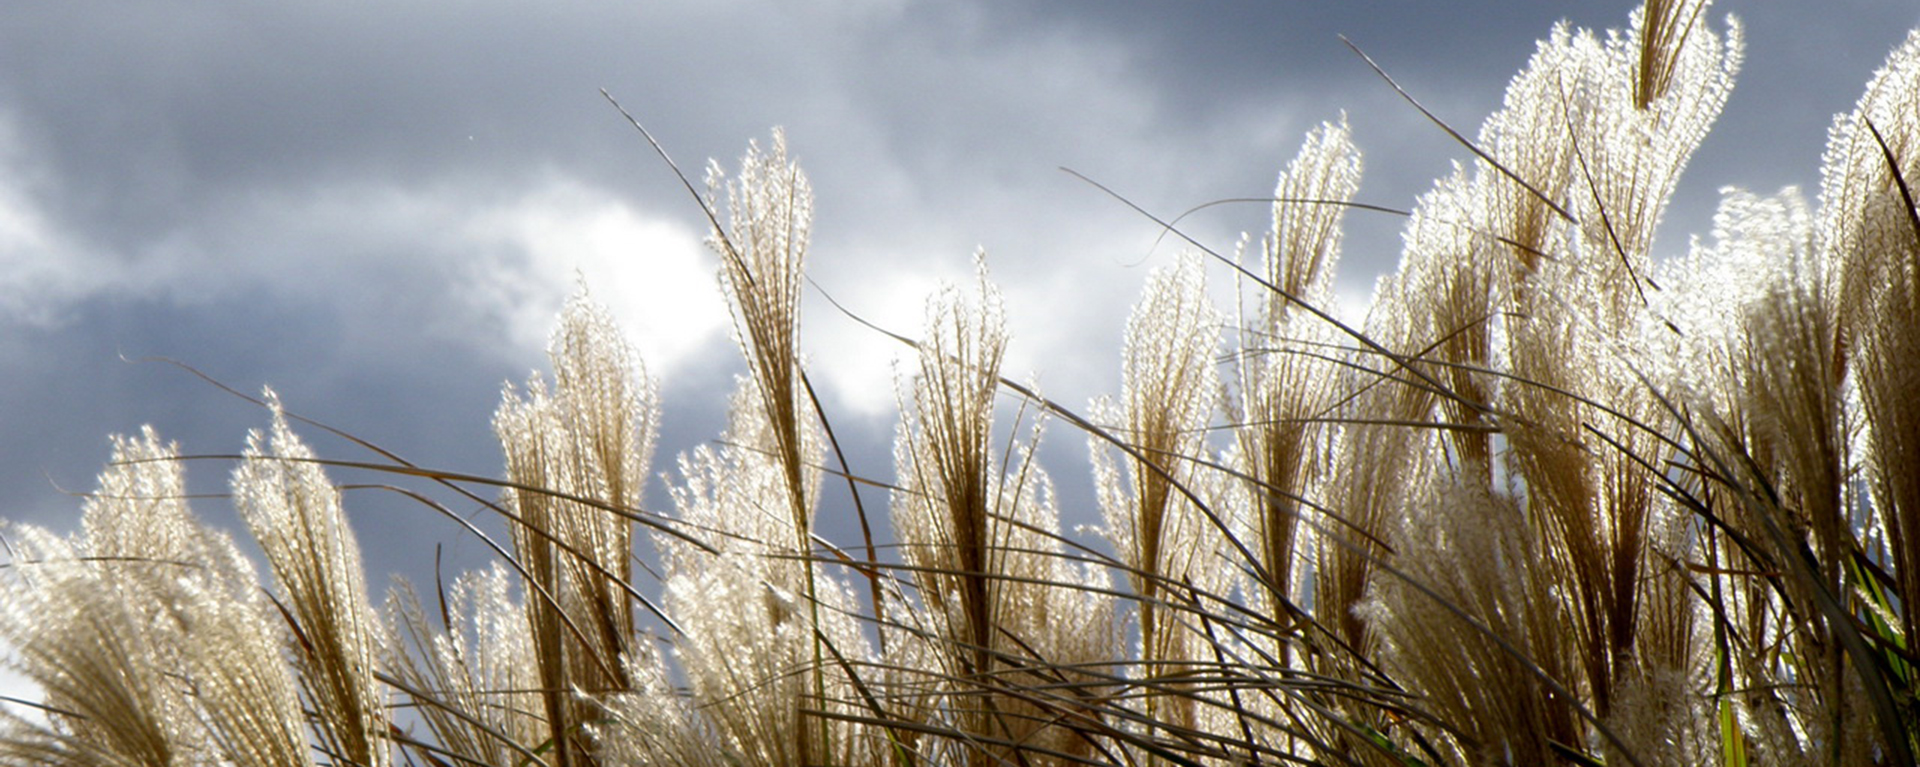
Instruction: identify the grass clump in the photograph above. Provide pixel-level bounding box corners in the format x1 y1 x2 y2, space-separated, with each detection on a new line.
4 1 1919 764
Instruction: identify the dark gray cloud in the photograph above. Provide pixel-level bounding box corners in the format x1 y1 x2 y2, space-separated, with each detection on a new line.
0 0 1911 610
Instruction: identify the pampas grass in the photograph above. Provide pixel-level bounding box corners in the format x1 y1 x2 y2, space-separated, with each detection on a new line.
4 1 1919 764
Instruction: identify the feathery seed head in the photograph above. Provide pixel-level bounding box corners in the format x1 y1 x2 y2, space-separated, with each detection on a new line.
233 393 388 767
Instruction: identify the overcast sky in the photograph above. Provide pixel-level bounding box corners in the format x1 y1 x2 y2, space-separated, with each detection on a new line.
3 1 1916 593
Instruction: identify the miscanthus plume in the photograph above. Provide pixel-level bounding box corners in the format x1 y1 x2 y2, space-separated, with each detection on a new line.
4 1 1918 764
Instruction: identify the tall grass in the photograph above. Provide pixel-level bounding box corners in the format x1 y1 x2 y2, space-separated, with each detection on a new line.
4 1 1919 764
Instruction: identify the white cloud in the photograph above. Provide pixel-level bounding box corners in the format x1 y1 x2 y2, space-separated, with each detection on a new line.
801 249 959 419
0 143 732 386
0 117 114 327
459 179 729 379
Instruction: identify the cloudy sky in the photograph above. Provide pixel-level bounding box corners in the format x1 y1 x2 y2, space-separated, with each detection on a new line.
2 0 1915 591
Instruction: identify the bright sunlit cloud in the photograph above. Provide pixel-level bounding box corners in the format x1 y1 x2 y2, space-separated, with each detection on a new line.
461 179 728 379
